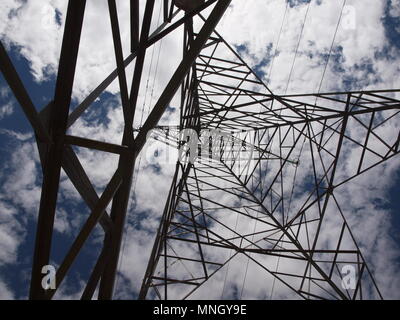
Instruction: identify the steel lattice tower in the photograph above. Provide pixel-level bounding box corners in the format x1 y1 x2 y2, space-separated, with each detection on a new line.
1 0 399 300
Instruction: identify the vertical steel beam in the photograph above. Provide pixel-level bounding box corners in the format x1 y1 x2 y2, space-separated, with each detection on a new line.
81 233 113 300
98 0 231 299
109 0 133 124
29 0 86 300
131 0 140 52
164 0 169 23
97 0 156 300
129 0 156 124
45 170 122 299
135 0 233 154
138 0 232 299
15 0 396 301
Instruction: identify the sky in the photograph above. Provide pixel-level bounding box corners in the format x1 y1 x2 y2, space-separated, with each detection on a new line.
0 0 400 300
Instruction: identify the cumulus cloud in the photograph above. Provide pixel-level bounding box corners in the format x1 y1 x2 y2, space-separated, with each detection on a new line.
218 0 400 93
0 103 13 120
0 200 21 265
0 0 66 81
1 141 41 215
389 0 400 17
0 277 14 299
0 86 14 120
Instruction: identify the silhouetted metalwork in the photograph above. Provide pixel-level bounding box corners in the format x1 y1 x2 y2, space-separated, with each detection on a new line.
138 21 400 300
0 0 399 300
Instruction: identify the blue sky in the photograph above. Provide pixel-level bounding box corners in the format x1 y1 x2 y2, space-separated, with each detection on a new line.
1 0 400 300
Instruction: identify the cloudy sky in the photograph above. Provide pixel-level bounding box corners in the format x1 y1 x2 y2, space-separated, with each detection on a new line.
0 0 400 300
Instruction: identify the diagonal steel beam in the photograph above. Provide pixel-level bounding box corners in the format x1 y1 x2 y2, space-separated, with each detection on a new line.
67 53 135 128
64 135 130 155
98 0 156 299
61 146 113 231
29 0 86 300
0 41 51 143
35 103 114 232
45 169 122 299
131 0 140 52
135 0 233 156
109 0 134 125
66 9 178 129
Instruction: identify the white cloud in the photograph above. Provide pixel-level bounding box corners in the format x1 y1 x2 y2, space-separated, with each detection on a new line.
389 0 400 17
0 139 39 285
0 129 32 141
218 0 400 93
0 102 13 120
0 277 14 299
0 86 14 120
1 141 41 216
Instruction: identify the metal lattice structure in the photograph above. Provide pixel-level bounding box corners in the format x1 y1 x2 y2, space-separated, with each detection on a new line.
0 0 399 300
138 20 400 300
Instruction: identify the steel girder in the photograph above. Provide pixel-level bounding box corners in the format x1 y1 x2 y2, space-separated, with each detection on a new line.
139 26 400 300
0 0 231 300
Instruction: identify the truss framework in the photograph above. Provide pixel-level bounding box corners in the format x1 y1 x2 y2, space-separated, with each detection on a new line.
139 13 400 300
0 0 399 300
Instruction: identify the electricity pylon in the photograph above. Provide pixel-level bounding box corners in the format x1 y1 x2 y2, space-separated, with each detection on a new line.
0 0 398 300
138 6 400 300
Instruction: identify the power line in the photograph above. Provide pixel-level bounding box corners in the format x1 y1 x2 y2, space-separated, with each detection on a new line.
267 0 289 85
270 0 312 299
316 0 347 96
114 2 163 298
284 0 312 94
